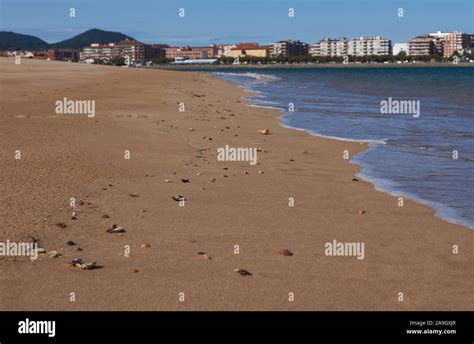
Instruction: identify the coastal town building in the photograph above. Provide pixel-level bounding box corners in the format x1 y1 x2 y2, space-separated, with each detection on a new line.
408 35 441 56
47 48 79 62
81 42 166 63
113 39 145 64
409 31 472 57
270 40 309 57
81 43 115 62
310 37 391 57
164 45 218 60
217 44 237 57
144 44 167 60
226 43 270 58
309 38 348 57
347 37 392 56
441 32 471 57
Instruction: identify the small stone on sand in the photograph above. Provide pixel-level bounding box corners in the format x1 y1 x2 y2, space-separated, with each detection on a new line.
106 224 126 233
69 259 97 270
47 250 60 258
278 249 293 257
234 268 252 276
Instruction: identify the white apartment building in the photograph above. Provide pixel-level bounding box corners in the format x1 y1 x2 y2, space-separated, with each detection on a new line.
309 38 348 57
347 37 392 56
310 36 392 57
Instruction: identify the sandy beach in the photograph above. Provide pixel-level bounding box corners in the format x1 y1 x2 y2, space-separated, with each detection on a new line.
0 58 472 311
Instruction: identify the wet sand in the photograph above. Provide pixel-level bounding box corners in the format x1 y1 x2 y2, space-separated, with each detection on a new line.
0 58 472 310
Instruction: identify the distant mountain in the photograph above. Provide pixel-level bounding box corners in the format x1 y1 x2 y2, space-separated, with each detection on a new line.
48 28 135 49
0 29 135 51
0 31 49 50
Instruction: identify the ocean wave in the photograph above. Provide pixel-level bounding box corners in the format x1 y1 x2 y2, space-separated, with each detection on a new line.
247 103 284 111
213 71 281 83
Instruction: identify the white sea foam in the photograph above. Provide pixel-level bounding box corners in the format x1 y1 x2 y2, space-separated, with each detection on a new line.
213 72 280 82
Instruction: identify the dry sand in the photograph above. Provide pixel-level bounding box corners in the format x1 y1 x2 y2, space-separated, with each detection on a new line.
0 58 472 310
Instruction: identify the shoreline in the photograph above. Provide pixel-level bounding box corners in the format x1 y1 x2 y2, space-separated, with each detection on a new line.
210 73 473 230
1 58 472 310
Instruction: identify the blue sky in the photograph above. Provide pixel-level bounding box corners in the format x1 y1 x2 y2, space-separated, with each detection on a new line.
0 0 472 45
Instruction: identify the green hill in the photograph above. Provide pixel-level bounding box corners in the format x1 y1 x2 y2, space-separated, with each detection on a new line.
0 31 49 50
48 28 135 49
0 29 135 51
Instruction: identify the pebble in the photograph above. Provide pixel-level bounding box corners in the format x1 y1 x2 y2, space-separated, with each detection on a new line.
172 195 186 202
358 210 367 215
258 171 264 174
66 241 76 246
181 178 190 183
56 222 67 229
278 249 293 257
140 243 150 248
258 129 269 135
69 259 96 270
128 268 139 273
234 269 252 276
352 178 359 182
47 250 61 258
165 179 172 183
129 193 139 197
101 214 110 219
106 224 126 233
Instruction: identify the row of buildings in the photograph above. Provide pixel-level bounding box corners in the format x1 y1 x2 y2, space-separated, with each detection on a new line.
7 31 472 64
78 39 310 63
309 31 474 58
